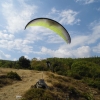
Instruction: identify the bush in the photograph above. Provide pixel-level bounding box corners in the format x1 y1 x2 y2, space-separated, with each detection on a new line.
0 79 9 87
70 73 82 80
88 80 100 90
71 61 91 78
70 61 100 79
52 82 68 92
83 78 100 90
0 74 13 88
68 86 80 98
82 92 94 100
22 88 57 100
7 71 21 80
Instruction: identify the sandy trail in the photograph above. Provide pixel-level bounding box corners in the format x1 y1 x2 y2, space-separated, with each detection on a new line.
0 68 47 100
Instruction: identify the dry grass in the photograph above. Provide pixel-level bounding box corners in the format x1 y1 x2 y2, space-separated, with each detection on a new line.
45 72 100 100
0 68 47 100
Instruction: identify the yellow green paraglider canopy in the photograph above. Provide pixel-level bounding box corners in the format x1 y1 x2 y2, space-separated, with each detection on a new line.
25 18 71 43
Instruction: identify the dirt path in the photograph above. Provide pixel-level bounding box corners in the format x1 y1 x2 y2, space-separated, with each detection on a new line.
0 68 47 100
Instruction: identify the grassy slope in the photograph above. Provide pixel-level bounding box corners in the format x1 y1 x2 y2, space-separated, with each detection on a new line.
0 68 100 100
0 68 45 100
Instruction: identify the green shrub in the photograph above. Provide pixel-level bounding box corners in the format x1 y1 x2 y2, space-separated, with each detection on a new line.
68 87 80 99
7 71 21 80
71 61 91 78
22 88 57 100
88 80 100 90
82 92 94 100
70 72 82 80
83 78 100 90
70 61 100 79
52 82 68 92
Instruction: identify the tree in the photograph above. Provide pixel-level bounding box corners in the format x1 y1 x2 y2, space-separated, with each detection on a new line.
18 56 30 69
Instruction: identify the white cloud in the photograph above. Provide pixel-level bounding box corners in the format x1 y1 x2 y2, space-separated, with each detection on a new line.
67 21 100 47
59 9 80 25
2 0 38 33
51 8 59 14
0 38 33 54
36 45 90 58
13 58 17 61
53 48 73 57
75 0 98 4
24 55 30 59
0 0 39 55
93 43 100 53
72 46 91 57
47 8 80 25
0 31 14 40
25 27 45 42
47 35 63 43
88 21 100 44
0 50 11 59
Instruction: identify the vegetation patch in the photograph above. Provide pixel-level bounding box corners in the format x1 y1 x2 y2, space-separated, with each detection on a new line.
0 71 21 88
22 88 58 100
0 75 12 88
7 71 21 80
0 56 100 99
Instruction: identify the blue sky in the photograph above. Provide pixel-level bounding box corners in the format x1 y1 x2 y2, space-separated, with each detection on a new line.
0 0 100 60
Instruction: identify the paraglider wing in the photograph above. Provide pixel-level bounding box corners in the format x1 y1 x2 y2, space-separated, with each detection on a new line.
25 18 71 43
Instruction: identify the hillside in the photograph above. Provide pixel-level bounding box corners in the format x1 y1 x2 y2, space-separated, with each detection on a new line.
0 68 100 100
0 68 47 100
